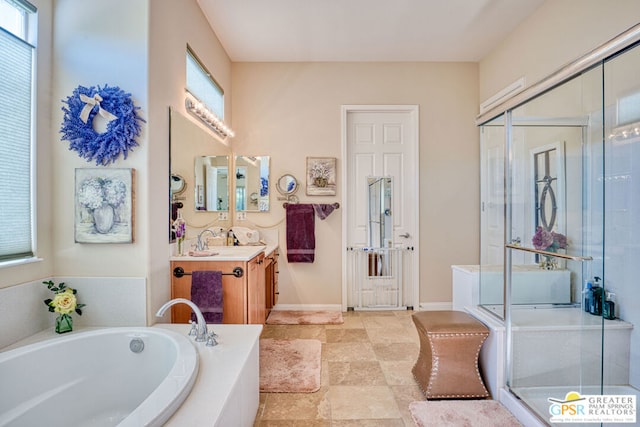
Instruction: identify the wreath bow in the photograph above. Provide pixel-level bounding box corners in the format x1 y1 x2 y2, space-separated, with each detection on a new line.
79 93 118 124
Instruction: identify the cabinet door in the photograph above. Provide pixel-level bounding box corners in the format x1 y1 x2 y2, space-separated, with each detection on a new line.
247 254 266 324
170 260 247 324
264 256 274 313
272 253 279 307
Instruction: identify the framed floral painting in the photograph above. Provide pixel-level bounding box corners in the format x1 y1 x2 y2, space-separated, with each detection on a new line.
306 157 337 196
75 168 135 243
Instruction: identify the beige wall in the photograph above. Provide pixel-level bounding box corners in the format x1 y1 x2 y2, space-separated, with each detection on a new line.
232 62 480 306
479 0 640 107
148 0 232 322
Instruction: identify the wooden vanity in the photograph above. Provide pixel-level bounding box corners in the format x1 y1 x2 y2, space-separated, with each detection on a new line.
170 246 279 325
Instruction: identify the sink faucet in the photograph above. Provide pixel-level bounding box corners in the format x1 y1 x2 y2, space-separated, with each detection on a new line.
156 298 208 342
195 229 218 251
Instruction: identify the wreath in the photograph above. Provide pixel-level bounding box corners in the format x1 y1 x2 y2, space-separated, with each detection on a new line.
60 84 145 165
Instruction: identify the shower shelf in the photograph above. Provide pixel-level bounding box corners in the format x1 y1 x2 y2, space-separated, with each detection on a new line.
505 244 593 262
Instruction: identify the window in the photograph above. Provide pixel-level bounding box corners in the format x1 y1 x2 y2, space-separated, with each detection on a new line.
186 48 224 119
0 0 36 262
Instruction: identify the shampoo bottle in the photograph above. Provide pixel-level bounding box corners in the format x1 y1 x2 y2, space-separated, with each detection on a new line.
590 277 603 316
583 280 593 313
603 292 616 320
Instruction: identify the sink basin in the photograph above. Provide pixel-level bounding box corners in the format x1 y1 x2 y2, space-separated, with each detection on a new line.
175 245 267 261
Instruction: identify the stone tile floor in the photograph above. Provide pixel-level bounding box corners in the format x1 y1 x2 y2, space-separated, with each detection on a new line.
254 310 423 426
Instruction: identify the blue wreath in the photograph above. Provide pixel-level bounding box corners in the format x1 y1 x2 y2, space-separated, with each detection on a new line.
60 84 145 165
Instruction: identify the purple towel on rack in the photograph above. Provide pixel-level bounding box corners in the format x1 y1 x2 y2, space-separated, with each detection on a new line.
313 203 336 220
190 270 223 323
286 203 316 263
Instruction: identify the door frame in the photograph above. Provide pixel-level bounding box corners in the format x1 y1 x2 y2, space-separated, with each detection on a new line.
340 105 420 311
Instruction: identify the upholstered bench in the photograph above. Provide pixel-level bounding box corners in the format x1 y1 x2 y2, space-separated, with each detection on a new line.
411 310 489 399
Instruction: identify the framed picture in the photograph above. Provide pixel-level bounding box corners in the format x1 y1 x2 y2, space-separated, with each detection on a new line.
75 168 135 243
306 157 337 196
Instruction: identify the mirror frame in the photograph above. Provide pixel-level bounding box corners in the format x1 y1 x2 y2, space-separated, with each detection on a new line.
276 174 299 196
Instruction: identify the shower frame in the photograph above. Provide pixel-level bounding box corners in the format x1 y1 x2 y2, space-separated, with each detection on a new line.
477 23 640 426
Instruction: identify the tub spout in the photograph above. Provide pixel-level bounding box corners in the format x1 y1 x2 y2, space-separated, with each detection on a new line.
156 298 208 342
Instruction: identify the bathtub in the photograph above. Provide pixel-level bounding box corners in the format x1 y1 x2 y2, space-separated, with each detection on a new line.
0 327 198 427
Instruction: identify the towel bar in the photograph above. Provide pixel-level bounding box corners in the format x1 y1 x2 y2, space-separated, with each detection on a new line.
283 202 340 209
173 266 244 278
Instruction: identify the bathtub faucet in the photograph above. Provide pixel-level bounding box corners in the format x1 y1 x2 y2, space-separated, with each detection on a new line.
156 298 209 343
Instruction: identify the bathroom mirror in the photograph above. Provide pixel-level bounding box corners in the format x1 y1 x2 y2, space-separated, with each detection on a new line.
170 174 186 196
170 108 231 242
276 174 299 196
235 156 270 212
368 176 393 248
194 155 230 211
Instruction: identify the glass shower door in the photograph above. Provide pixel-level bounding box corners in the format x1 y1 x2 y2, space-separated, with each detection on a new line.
505 64 606 422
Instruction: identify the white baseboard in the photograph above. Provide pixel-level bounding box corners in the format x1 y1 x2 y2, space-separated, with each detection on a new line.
417 302 453 311
272 303 343 312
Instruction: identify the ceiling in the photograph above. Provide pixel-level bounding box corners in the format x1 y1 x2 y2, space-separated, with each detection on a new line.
197 0 545 62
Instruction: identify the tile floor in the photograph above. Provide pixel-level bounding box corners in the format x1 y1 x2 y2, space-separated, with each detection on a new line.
253 310 424 426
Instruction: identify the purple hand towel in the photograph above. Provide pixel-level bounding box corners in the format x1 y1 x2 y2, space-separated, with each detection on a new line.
286 204 316 263
190 270 223 323
313 203 336 220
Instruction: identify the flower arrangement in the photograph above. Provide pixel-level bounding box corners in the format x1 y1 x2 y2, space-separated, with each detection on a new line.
173 210 186 256
77 176 127 234
532 226 567 269
310 161 331 187
43 281 86 334
78 177 127 210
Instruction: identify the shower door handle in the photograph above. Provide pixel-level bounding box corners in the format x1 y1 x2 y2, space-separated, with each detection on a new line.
399 233 410 238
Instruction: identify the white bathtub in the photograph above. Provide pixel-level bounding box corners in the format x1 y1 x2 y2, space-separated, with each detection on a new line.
0 328 198 427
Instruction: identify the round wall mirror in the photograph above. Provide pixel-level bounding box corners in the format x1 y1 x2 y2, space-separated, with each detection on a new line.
170 174 187 195
276 174 298 196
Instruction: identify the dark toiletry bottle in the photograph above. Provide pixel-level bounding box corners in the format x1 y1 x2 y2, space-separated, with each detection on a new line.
583 280 593 313
590 277 603 316
603 292 616 320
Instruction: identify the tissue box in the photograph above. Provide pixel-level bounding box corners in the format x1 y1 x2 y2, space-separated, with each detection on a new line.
207 236 226 246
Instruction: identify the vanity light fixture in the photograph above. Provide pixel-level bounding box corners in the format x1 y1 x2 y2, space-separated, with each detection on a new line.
609 120 640 142
185 93 235 139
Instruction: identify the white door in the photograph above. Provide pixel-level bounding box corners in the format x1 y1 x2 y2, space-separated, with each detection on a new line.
480 125 505 265
341 105 419 310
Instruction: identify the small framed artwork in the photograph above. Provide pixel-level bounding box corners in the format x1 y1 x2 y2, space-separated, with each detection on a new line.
306 157 337 196
75 168 135 243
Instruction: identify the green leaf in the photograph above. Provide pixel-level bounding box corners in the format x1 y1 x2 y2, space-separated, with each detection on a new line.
44 299 52 306
48 306 55 313
75 308 83 316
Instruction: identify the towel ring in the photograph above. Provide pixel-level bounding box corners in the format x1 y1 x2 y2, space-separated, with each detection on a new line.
173 266 244 278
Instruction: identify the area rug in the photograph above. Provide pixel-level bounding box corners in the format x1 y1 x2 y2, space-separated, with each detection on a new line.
409 400 523 427
259 338 322 393
266 310 344 325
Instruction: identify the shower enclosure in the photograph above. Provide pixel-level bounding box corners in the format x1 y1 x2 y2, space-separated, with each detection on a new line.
478 29 639 425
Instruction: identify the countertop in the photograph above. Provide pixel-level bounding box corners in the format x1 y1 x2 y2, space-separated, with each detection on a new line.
170 243 278 262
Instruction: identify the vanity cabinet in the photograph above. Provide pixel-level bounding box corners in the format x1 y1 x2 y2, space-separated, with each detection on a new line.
265 250 279 315
170 253 266 324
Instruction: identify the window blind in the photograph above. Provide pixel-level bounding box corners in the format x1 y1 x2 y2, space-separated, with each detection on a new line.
186 50 224 119
0 27 34 260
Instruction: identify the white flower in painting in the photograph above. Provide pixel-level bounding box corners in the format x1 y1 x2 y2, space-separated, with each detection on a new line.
77 178 104 210
78 176 127 211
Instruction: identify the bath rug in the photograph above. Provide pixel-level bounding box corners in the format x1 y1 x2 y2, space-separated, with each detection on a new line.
266 310 344 325
259 338 322 393
409 400 522 427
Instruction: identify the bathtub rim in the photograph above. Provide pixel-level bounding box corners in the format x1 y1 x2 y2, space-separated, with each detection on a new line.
0 326 199 427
